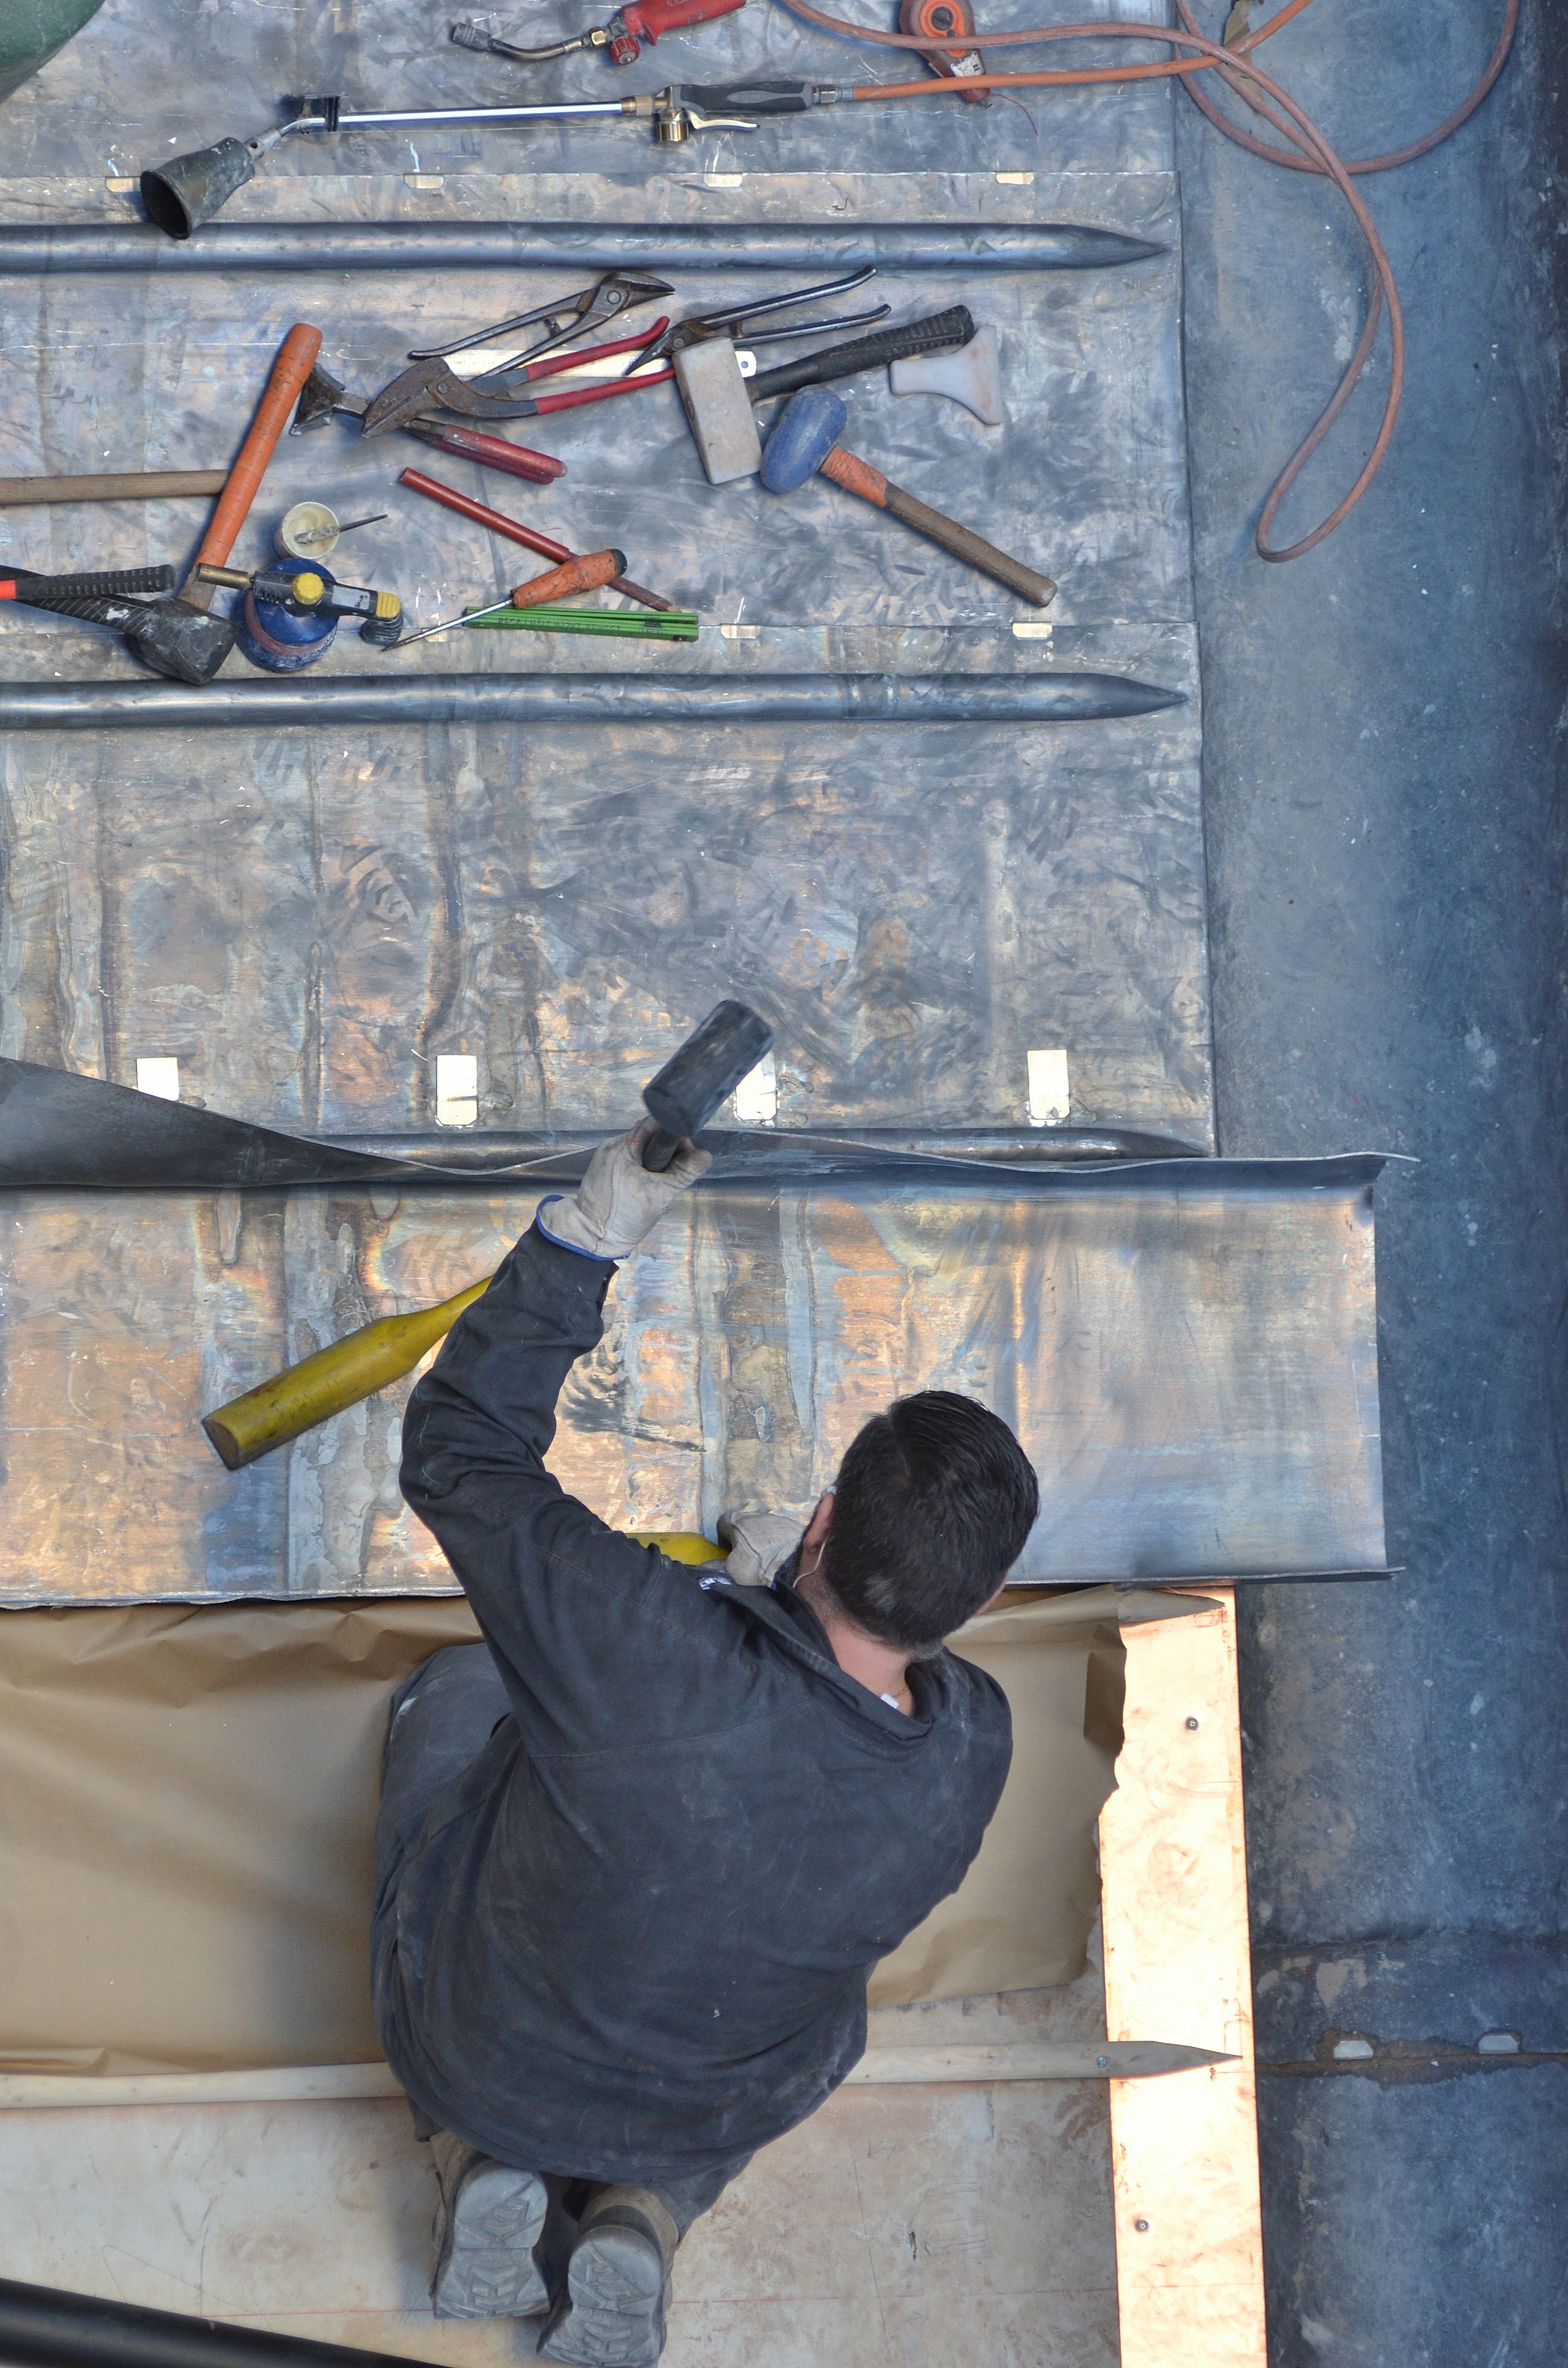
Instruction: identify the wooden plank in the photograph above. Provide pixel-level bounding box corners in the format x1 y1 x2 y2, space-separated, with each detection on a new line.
1099 1585 1268 2366
0 2038 1220 2112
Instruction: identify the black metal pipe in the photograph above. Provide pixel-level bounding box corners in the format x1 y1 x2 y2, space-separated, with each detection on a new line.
0 669 1183 732
0 2279 438 2368
0 220 1164 277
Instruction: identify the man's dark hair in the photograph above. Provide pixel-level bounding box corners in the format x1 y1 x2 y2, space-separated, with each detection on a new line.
817 1391 1039 1652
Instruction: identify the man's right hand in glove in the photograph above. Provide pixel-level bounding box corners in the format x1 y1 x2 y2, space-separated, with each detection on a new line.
537 1118 711 1262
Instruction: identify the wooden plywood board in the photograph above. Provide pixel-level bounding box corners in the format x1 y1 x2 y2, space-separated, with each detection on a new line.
1099 1586 1268 2365
0 1586 1266 2368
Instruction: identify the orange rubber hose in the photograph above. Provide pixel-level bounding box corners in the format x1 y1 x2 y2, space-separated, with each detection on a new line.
776 0 1514 560
1175 0 1519 177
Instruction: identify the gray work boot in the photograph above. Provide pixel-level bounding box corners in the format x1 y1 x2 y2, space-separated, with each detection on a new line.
428 2129 550 2319
539 2184 680 2366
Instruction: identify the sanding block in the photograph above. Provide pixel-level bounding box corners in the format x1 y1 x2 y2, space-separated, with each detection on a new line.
889 323 1004 426
674 339 763 483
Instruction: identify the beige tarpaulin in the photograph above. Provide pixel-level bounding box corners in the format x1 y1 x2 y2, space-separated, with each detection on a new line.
0 1590 1123 2078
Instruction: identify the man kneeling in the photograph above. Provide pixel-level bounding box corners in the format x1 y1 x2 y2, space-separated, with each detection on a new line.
376 1126 1038 2364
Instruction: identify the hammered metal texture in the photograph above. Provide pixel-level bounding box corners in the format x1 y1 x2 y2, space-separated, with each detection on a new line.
0 3 1319 1612
0 1170 1385 1602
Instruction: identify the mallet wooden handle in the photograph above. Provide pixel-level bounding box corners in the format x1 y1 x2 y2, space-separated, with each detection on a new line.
820 444 1055 608
0 469 228 507
182 323 323 606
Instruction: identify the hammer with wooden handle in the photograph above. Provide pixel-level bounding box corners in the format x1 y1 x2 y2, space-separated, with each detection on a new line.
181 323 323 606
759 382 1054 608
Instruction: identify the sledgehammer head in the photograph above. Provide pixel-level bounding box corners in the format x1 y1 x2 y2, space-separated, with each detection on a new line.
122 599 236 685
759 384 848 494
674 340 762 487
641 999 774 1172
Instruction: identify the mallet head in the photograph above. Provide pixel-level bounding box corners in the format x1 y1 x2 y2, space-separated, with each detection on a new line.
759 384 847 494
889 321 1005 426
121 599 236 685
641 999 774 1171
674 340 762 486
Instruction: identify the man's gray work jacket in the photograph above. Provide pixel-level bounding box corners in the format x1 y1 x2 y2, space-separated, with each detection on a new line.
387 1215 1013 2184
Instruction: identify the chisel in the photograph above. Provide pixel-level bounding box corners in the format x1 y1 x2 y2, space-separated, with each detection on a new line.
397 550 628 646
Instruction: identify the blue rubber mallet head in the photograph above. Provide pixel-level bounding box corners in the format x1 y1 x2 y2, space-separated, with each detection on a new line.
759 385 848 493
756 379 1057 608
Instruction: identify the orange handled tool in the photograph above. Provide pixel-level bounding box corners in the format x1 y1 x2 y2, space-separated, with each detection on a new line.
397 546 629 644
182 323 323 606
819 446 1055 607
510 548 626 606
898 0 988 100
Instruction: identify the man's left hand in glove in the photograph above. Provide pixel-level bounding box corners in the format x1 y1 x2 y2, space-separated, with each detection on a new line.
538 1119 711 1262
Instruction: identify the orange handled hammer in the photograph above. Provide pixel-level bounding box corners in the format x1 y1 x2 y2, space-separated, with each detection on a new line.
181 323 323 607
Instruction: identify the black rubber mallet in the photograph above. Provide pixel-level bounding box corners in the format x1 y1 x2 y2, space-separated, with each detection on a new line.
0 570 235 684
640 999 773 1169
199 998 776 1467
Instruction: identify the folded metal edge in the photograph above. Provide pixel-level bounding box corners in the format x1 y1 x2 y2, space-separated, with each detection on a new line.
0 1059 1397 1193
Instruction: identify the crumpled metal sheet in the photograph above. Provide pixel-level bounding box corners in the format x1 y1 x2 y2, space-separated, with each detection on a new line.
0 1161 1387 1603
0 10 1340 1625
0 628 1210 1145
0 162 1208 1140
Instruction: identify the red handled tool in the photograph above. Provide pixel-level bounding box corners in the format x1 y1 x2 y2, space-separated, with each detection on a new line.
453 321 671 388
401 422 564 481
362 321 675 437
292 360 568 480
398 467 676 610
452 0 745 70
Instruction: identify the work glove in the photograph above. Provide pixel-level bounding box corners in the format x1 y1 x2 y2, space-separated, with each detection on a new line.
538 1119 711 1262
718 1510 804 1589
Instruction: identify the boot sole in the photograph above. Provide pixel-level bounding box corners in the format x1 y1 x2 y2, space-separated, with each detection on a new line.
432 2161 550 2319
540 2221 666 2367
